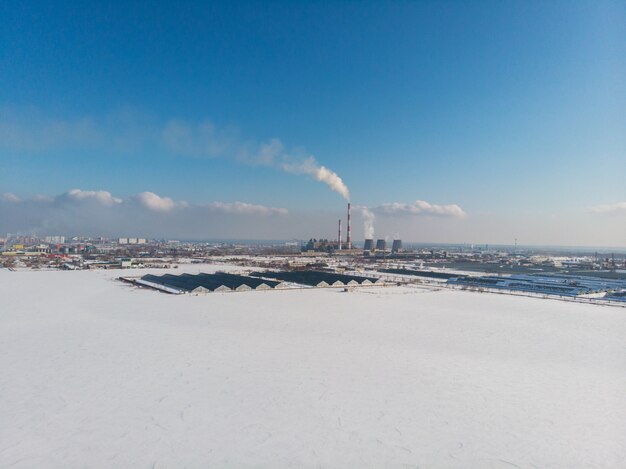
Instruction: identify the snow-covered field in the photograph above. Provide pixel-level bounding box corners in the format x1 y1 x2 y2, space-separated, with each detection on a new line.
1 266 625 468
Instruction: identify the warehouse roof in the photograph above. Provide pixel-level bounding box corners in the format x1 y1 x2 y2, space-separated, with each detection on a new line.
140 272 280 293
380 268 465 280
250 270 380 287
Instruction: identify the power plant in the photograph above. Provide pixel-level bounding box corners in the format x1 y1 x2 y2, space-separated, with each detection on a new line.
304 202 403 256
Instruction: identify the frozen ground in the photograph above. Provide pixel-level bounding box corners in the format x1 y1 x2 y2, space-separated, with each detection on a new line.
1 266 625 468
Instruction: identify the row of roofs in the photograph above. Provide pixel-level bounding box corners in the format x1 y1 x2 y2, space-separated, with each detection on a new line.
129 269 383 294
527 273 626 291
446 274 621 296
250 270 381 287
137 272 283 294
380 268 464 280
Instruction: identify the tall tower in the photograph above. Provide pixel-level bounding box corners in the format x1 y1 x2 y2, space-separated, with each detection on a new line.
347 202 352 249
338 219 342 250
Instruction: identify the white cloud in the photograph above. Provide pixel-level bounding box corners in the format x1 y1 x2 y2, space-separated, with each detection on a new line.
374 200 467 218
0 188 291 237
62 189 122 206
588 202 626 214
210 201 288 216
1 192 20 203
132 192 177 212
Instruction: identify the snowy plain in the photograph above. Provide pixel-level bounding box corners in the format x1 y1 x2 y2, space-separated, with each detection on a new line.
1 266 625 468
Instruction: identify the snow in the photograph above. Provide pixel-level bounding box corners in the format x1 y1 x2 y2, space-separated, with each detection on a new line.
1 266 625 468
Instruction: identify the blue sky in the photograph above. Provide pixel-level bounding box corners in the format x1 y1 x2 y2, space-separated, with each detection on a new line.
1 1 625 244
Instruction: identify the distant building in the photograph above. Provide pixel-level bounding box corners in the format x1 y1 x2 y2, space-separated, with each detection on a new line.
118 237 146 245
375 239 386 251
45 235 65 244
304 238 339 252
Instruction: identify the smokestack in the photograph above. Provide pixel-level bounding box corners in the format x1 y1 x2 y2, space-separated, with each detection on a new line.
347 202 352 249
338 219 342 250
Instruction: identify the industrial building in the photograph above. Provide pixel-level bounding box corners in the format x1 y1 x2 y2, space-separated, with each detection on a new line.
118 237 147 245
134 272 284 294
250 270 381 287
124 269 383 293
381 268 461 280
447 273 626 297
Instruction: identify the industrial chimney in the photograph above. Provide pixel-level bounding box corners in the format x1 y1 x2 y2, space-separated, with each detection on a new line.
347 202 352 249
338 219 342 250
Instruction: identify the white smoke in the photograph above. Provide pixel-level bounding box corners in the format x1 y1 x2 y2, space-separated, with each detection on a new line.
280 156 350 201
0 108 352 203
356 205 375 239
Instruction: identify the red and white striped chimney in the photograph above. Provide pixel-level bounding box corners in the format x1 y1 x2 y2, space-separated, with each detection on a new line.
347 202 352 249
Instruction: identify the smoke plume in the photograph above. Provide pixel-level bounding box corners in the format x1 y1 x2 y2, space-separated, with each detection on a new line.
280 156 350 201
1 108 352 203
356 205 375 239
